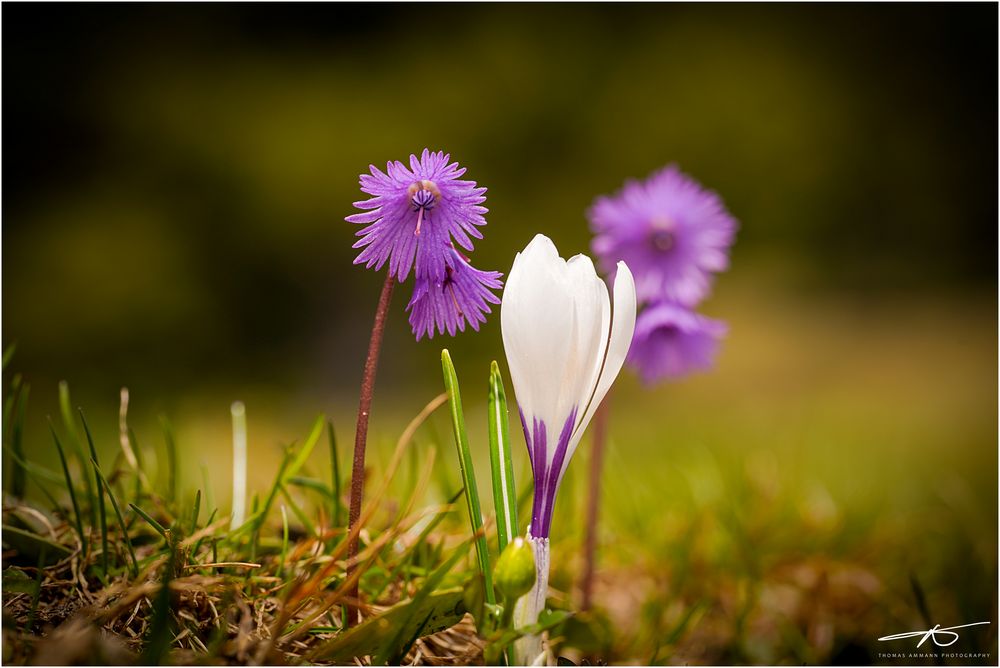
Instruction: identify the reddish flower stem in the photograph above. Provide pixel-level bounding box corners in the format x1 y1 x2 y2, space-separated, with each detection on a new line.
346 271 395 627
581 390 612 611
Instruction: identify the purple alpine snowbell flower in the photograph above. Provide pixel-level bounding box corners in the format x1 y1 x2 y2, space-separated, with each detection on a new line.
348 149 489 282
588 164 737 306
407 248 503 341
627 301 727 385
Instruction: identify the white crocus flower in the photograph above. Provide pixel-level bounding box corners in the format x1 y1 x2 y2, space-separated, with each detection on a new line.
501 234 636 662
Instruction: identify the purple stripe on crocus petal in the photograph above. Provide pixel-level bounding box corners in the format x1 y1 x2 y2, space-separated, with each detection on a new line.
531 417 547 535
535 409 578 538
518 408 533 463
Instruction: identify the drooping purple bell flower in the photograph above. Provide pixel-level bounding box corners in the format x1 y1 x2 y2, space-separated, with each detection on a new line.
627 301 727 385
407 248 503 340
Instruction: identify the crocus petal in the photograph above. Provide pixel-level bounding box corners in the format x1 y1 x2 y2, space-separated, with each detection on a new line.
572 261 636 448
501 235 576 435
500 234 636 539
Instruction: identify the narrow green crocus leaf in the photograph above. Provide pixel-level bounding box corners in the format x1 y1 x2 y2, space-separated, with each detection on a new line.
488 361 518 553
441 349 495 606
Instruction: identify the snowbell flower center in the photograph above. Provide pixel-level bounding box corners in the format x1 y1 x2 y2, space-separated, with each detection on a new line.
408 179 441 236
649 216 676 251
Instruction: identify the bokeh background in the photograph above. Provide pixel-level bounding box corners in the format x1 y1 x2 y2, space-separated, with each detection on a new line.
3 3 997 664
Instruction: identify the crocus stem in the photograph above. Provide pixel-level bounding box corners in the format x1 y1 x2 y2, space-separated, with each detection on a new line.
581 389 612 611
514 534 550 665
346 271 395 627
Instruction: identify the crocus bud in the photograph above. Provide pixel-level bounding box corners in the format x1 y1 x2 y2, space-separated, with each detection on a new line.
494 536 536 602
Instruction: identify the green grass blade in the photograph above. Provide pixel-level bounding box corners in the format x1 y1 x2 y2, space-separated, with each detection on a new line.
284 414 325 481
48 419 87 553
91 457 139 577
3 445 65 487
2 375 19 500
25 545 46 634
2 342 16 370
279 483 318 537
192 507 217 557
59 382 95 524
1 448 62 514
328 420 343 527
141 545 176 664
287 476 334 499
130 503 170 541
2 525 73 564
254 415 325 538
278 505 289 578
200 462 215 518
159 415 179 502
488 361 519 552
371 487 464 601
440 349 495 605
248 449 291 560
191 489 201 535
128 427 145 501
3 374 20 442
256 450 292 530
10 382 29 498
79 409 109 578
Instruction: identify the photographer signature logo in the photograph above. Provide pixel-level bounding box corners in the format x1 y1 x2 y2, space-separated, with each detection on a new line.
878 622 990 648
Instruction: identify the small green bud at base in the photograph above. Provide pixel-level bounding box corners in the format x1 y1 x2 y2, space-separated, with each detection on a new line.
494 536 536 602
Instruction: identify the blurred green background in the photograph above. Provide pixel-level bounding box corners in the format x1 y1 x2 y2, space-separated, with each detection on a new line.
3 3 996 663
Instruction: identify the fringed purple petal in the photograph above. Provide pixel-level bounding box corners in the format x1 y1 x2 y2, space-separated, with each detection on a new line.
405 249 503 340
